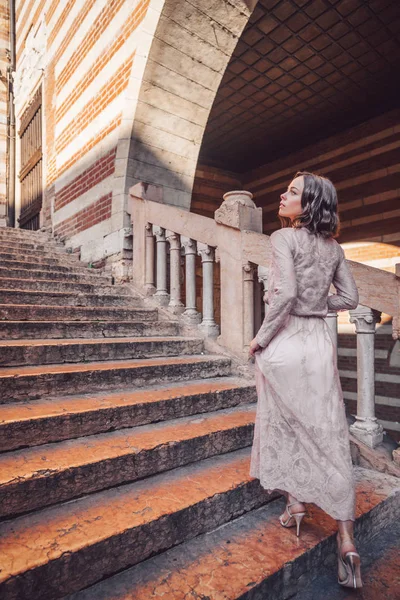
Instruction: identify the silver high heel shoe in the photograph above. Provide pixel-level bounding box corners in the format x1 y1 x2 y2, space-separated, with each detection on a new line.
279 501 306 537
337 531 363 588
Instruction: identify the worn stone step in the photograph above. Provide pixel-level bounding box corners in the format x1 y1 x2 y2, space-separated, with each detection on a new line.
0 378 256 450
0 289 141 308
0 241 73 255
0 257 95 274
0 336 204 367
0 304 157 322
0 249 79 263
294 521 400 600
0 265 112 284
0 449 272 600
0 319 179 340
0 404 256 518
0 227 50 242
0 277 130 295
0 354 232 403
67 468 400 600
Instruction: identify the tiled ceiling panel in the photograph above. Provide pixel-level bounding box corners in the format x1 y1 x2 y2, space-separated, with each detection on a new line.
199 0 400 172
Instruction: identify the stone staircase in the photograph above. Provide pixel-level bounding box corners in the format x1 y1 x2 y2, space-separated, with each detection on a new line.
0 226 399 600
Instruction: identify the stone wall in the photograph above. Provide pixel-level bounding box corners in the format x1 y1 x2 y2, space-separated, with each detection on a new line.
0 0 9 226
9 0 256 279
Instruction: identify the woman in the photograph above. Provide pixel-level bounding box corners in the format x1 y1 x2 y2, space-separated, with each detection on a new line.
249 171 362 589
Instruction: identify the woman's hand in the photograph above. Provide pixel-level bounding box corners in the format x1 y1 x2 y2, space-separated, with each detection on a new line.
249 337 262 357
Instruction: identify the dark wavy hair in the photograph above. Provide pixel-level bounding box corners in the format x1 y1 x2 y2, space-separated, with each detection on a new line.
279 171 341 239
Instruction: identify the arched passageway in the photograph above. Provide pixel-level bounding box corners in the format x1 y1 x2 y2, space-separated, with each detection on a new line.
191 0 400 248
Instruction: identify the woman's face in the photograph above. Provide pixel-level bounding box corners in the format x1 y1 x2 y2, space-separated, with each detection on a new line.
279 175 304 221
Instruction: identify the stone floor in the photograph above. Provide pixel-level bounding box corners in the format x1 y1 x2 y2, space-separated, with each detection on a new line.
293 519 400 600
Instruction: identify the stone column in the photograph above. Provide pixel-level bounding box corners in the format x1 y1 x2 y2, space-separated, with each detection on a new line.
144 223 156 296
349 305 383 448
181 236 201 323
166 230 184 314
325 310 338 356
197 242 219 337
257 265 269 315
153 225 169 306
243 262 255 348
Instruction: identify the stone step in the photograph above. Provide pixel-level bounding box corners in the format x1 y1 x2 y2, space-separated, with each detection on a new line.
0 249 79 263
66 468 400 600
0 404 256 518
0 449 272 600
292 519 400 600
0 303 157 322
0 276 130 295
0 336 204 367
0 227 50 241
0 241 73 255
0 354 232 403
0 265 112 284
0 319 180 340
0 289 141 307
0 378 255 451
0 257 95 273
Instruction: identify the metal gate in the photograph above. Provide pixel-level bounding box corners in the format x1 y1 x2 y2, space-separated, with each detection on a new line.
18 87 42 230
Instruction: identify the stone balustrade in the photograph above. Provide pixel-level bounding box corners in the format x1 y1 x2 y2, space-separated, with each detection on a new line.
130 182 400 449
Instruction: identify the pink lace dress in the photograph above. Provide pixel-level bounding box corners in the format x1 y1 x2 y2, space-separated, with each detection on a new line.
249 226 359 521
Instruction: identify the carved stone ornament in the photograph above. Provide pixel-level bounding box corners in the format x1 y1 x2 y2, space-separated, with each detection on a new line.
214 190 263 233
13 20 47 105
349 305 381 334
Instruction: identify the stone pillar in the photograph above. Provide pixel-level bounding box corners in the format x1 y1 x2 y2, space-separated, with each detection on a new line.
144 223 156 296
243 262 255 348
349 305 383 448
197 242 219 337
166 230 184 314
325 310 338 356
153 225 169 306
215 190 262 356
181 236 201 323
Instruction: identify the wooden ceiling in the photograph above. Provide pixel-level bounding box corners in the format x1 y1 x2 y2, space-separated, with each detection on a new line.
199 0 400 172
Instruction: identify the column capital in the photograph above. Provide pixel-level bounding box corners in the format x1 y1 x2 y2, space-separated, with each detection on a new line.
197 242 215 262
152 225 166 241
243 261 256 282
349 305 382 333
181 236 196 254
166 230 181 250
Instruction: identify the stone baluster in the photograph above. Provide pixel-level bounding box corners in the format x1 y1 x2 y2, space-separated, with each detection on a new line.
325 310 338 355
243 262 256 347
152 225 169 305
197 242 219 337
349 305 383 448
144 223 156 296
257 265 269 315
166 230 184 314
181 236 201 323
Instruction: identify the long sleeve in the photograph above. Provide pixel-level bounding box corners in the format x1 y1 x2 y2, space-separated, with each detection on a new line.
327 246 359 312
255 230 297 348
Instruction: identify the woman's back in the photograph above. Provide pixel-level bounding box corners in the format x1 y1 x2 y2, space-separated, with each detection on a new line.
266 227 359 319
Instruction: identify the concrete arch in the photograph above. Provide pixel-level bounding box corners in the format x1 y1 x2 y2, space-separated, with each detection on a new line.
115 0 257 219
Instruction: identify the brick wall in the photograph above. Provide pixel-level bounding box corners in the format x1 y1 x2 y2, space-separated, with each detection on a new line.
54 192 112 240
242 108 400 247
13 0 150 272
191 164 243 219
